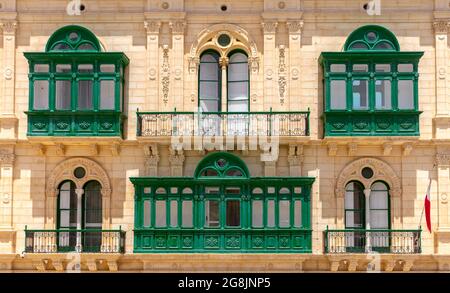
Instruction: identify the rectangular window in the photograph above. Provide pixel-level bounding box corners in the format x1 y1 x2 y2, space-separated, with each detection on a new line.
279 200 290 227
294 200 302 228
205 200 219 227
55 80 72 110
182 201 193 227
330 80 347 110
352 79 369 110
33 80 49 109
375 79 392 110
398 80 414 109
78 80 93 109
330 64 346 72
267 200 275 227
56 64 71 73
143 200 151 227
252 200 263 228
226 200 240 227
34 64 49 73
375 64 391 72
100 64 116 73
78 64 94 73
155 200 166 227
353 64 368 72
170 201 178 227
398 64 414 72
100 80 115 109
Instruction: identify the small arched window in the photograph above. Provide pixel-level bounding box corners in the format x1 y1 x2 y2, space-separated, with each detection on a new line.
199 51 221 112
227 51 249 112
344 181 365 229
369 181 390 229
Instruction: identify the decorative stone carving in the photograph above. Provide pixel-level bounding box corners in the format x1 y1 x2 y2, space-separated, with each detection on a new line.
328 143 338 156
55 143 65 156
248 56 260 74
169 147 185 166
161 45 170 105
383 143 393 156
262 22 278 34
107 261 118 272
188 57 200 74
46 158 112 199
348 143 358 156
144 144 160 176
402 143 413 156
0 149 14 165
291 67 299 80
219 56 229 69
0 21 17 35
32 144 46 156
287 21 304 35
433 20 450 34
335 157 402 198
4 67 13 80
288 144 304 165
169 21 186 35
144 21 161 35
148 67 157 80
436 153 450 165
278 45 287 105
89 144 99 156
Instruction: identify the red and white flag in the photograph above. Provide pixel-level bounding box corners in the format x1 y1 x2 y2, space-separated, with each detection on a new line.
424 179 432 233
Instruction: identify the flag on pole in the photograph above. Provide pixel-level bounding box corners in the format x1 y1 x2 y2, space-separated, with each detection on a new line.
424 179 432 233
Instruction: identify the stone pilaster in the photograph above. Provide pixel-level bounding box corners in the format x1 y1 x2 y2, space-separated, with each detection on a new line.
287 20 303 111
170 21 185 109
436 152 450 229
169 147 185 176
0 147 14 229
262 21 278 110
144 21 161 111
0 21 17 117
433 20 450 116
288 144 303 176
144 143 160 176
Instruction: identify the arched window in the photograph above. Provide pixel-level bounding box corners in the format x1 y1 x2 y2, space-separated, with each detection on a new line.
199 51 221 112
57 181 77 250
369 181 390 229
83 181 102 251
227 51 249 112
344 181 365 229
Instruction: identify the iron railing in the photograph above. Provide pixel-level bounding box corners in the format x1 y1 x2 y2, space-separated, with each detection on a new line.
324 228 421 254
136 110 310 137
24 227 125 253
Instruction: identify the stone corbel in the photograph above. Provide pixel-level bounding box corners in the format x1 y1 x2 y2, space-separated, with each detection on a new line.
288 144 304 166
383 142 393 156
402 143 413 156
348 143 358 156
107 260 118 272
32 144 46 156
169 147 185 176
33 260 47 272
144 143 160 176
52 260 64 272
55 143 65 156
86 260 97 272
89 144 98 156
110 143 120 156
328 143 338 156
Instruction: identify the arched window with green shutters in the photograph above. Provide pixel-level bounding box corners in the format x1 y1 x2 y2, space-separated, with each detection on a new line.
199 51 221 112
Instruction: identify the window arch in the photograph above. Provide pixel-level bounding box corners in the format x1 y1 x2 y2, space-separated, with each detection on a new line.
199 51 221 112
227 50 249 112
344 181 365 229
343 25 400 52
57 180 78 231
194 152 250 178
46 25 102 52
369 181 390 229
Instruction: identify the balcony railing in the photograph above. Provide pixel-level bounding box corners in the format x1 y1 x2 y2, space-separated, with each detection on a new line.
324 228 421 254
136 110 310 137
25 228 125 253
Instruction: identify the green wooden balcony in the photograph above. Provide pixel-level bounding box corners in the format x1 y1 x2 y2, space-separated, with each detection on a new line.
136 110 310 137
24 228 125 253
324 228 421 254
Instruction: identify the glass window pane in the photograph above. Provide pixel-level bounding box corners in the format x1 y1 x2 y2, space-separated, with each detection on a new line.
230 52 247 63
370 211 389 229
267 200 275 227
398 80 414 109
375 79 391 110
353 64 368 72
182 201 193 227
228 82 248 101
78 80 93 109
143 201 151 227
252 200 263 228
228 62 248 81
346 211 364 228
205 200 219 227
200 99 219 112
59 189 71 209
279 200 290 227
56 80 72 110
56 64 71 73
34 64 49 72
78 43 95 50
100 64 116 73
352 79 369 110
155 200 166 227
60 210 70 227
228 100 248 112
374 42 393 50
78 64 93 73
200 63 219 80
226 200 240 227
294 200 302 228
330 64 346 73
100 80 115 109
33 80 49 109
199 82 219 100
376 64 391 72
330 80 346 109
201 54 217 62
398 64 413 72
170 201 178 227
370 191 389 209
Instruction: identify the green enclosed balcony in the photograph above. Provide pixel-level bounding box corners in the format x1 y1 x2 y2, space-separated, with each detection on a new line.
24 25 129 137
324 228 421 254
136 110 310 137
24 228 125 253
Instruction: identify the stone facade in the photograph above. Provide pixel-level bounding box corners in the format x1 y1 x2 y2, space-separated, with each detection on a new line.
0 0 450 271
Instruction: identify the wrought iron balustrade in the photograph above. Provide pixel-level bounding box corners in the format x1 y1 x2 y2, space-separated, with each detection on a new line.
24 228 125 253
324 228 421 254
136 111 309 137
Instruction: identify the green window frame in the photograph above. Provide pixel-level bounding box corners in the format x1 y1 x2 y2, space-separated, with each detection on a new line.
227 50 250 112
199 50 221 112
319 25 424 136
24 25 129 137
132 152 314 253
